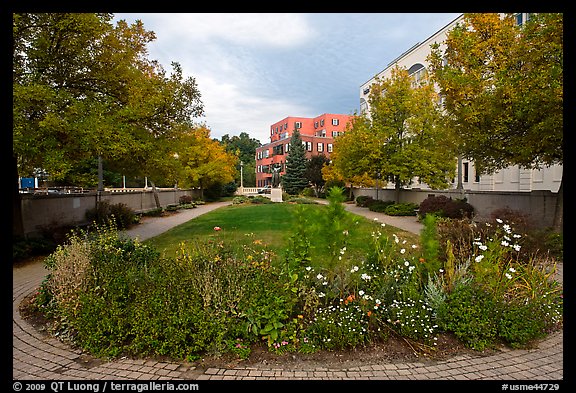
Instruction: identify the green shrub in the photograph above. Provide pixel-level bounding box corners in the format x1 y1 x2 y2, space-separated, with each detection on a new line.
142 207 163 217
13 236 57 262
367 200 394 212
248 195 273 204
355 195 374 207
232 196 250 204
498 300 550 348
85 201 137 229
301 187 316 197
436 284 499 350
165 204 180 212
384 202 419 216
285 197 319 204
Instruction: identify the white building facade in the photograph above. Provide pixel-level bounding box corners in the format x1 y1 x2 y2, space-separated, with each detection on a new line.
359 13 562 193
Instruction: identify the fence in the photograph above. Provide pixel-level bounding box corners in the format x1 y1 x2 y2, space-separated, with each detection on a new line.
18 188 201 237
353 187 559 228
235 187 260 195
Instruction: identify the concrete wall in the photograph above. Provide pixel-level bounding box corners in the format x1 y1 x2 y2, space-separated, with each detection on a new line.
19 188 201 237
353 188 559 228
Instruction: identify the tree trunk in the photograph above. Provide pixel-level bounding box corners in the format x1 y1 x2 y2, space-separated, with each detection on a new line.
394 177 401 204
149 180 161 209
13 155 25 238
552 175 563 233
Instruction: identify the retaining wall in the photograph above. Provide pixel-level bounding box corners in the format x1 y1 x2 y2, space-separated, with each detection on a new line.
19 188 201 237
353 188 559 228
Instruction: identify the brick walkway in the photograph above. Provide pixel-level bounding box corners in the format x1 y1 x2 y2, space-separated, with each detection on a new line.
13 202 564 382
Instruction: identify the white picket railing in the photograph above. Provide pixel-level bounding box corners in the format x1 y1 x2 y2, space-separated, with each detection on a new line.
235 187 260 195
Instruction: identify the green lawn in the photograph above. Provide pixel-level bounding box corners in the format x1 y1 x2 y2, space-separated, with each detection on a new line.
144 202 419 262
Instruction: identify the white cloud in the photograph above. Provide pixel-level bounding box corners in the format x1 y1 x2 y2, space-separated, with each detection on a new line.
134 13 314 48
195 73 312 144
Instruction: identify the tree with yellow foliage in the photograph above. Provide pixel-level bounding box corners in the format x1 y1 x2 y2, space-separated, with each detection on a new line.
428 13 563 230
172 126 238 199
330 66 456 202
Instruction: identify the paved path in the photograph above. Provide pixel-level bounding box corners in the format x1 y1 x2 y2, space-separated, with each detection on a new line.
343 203 424 235
13 201 564 382
119 201 232 241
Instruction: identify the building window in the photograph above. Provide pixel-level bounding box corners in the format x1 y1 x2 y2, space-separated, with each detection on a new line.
314 121 319 128
295 121 302 129
463 162 469 183
332 118 339 126
408 63 427 87
515 13 524 26
320 119 325 127
284 123 288 130
285 143 290 152
327 143 333 153
306 141 312 151
360 98 368 114
317 143 323 152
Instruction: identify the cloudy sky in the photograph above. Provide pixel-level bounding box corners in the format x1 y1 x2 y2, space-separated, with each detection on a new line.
113 13 461 145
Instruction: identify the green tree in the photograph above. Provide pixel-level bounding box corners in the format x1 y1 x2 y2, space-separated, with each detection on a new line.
305 154 331 197
220 132 261 187
282 128 309 195
427 13 563 231
13 13 204 221
332 66 456 202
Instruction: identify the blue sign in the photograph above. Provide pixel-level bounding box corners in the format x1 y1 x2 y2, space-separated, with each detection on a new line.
20 178 35 189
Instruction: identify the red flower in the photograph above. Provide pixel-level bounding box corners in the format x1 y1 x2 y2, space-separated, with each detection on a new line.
214 226 221 231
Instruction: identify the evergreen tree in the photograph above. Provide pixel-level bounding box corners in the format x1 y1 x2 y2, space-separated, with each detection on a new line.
282 128 309 194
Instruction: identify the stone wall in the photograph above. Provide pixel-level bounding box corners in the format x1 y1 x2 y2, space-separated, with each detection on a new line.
18 188 201 237
353 188 559 228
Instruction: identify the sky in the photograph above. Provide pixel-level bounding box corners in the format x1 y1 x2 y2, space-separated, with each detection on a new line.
113 13 462 145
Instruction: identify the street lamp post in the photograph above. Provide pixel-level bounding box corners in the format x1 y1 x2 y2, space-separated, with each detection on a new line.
240 161 244 194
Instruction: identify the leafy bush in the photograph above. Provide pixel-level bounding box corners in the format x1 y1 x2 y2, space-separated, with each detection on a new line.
179 195 193 205
85 201 137 229
498 300 551 348
367 200 394 212
436 284 499 350
418 195 474 219
301 187 316 197
356 195 374 207
384 202 419 216
142 207 163 217
13 236 57 262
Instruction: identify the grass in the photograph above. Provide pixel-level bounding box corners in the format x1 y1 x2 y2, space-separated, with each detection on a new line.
144 202 419 262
